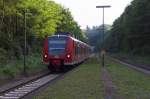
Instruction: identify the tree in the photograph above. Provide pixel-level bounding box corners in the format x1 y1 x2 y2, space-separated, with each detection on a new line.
104 0 150 55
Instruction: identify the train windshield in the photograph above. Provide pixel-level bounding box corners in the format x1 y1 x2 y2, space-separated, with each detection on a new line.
48 36 68 55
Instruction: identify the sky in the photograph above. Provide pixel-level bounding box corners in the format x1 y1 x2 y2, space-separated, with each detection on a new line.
52 0 133 29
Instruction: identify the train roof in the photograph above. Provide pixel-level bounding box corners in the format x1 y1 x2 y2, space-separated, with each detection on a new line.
55 32 73 36
48 35 91 48
48 35 68 38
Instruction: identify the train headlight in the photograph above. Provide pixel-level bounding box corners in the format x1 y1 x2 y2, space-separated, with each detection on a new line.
44 54 48 58
66 54 71 58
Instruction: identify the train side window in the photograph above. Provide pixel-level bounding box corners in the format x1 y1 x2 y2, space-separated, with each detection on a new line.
75 42 79 55
78 44 81 55
75 44 78 55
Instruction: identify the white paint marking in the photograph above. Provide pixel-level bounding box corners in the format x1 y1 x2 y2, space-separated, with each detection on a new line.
4 93 24 97
0 96 19 99
14 89 31 92
18 86 36 90
9 91 28 94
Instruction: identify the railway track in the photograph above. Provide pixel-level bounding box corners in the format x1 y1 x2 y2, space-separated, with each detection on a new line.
0 73 62 99
0 62 80 99
109 56 150 76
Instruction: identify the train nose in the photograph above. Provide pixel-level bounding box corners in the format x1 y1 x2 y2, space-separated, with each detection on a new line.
52 60 61 68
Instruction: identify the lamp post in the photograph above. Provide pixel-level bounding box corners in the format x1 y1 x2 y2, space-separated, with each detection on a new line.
23 9 27 76
96 5 111 67
23 9 31 76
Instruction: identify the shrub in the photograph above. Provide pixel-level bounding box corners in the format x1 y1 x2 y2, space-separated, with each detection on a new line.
2 67 16 78
0 48 7 66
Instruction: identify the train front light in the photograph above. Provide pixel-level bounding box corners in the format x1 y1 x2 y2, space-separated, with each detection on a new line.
66 54 71 59
44 54 48 58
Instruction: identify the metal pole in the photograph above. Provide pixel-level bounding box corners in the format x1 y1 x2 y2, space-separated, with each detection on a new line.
96 5 111 67
24 10 26 76
102 8 104 43
102 7 105 67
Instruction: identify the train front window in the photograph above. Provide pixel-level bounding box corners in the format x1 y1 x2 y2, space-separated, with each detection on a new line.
48 36 67 55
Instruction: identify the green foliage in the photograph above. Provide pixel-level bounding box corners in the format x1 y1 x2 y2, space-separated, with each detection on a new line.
0 48 7 65
26 53 46 73
56 8 87 42
18 0 62 37
2 67 16 78
0 53 45 79
0 0 86 63
85 25 111 52
104 0 150 55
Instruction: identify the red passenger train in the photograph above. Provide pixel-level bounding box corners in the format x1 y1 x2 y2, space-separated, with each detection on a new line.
42 33 91 71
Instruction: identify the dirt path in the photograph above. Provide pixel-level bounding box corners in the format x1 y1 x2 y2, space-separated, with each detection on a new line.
101 67 123 99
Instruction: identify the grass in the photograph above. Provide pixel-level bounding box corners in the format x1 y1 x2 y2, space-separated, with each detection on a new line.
132 55 150 66
105 57 150 99
0 53 46 81
111 53 150 66
33 57 104 99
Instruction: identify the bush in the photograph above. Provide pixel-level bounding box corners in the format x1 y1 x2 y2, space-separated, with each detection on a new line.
2 67 16 78
0 48 7 66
